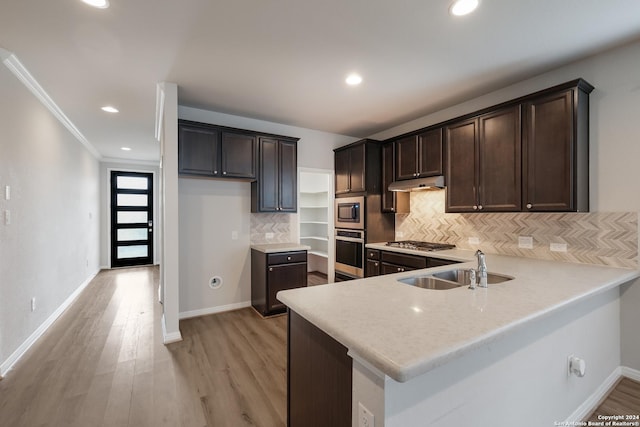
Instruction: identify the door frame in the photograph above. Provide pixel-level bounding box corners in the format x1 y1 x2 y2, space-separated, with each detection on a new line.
107 167 157 268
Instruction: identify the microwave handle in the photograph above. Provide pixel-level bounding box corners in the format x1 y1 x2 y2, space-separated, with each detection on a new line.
351 205 358 219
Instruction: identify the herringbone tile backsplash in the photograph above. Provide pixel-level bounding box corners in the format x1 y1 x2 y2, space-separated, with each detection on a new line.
250 213 299 244
396 191 638 268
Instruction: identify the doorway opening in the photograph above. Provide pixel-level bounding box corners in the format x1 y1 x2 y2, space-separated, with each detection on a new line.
110 171 154 268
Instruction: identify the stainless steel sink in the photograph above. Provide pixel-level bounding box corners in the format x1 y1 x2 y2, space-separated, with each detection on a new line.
397 276 463 290
432 269 514 285
398 269 514 290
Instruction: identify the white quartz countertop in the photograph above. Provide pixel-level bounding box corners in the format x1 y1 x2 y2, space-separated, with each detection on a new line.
277 250 639 382
250 243 311 253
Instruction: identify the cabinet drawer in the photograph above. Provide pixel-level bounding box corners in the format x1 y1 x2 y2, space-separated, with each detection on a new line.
427 257 460 268
380 251 428 269
381 262 418 275
366 249 380 261
268 251 307 265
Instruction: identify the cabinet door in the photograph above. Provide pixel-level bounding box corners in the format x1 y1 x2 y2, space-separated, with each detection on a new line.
478 106 522 212
220 131 256 179
395 136 419 180
445 118 478 212
417 128 443 177
382 142 409 213
334 149 351 195
178 123 219 176
258 138 279 211
348 143 366 193
278 140 297 212
268 262 307 313
365 259 380 277
523 90 575 211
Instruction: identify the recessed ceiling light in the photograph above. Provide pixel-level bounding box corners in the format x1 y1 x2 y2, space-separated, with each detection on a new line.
121 147 131 151
82 0 110 9
101 106 119 113
345 73 363 86
450 0 479 16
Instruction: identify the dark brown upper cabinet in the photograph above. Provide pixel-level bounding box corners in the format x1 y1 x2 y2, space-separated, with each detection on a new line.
446 105 522 213
382 141 409 213
334 139 381 197
523 84 591 212
220 131 257 179
442 79 592 213
178 120 256 180
178 121 220 176
251 137 298 212
395 128 443 180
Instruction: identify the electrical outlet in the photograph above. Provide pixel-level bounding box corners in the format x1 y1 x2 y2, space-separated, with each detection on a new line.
5 185 9 200
4 210 10 225
518 236 533 249
265 232 274 240
231 231 238 240
31 298 36 312
468 236 480 245
397 231 404 239
358 402 374 427
550 242 567 252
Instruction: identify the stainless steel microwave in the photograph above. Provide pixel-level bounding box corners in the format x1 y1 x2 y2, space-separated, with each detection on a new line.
335 196 364 229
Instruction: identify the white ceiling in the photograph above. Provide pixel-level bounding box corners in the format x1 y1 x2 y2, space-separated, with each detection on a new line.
1 0 640 162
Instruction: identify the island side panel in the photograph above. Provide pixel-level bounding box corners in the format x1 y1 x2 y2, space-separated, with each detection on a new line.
383 288 621 427
288 310 352 427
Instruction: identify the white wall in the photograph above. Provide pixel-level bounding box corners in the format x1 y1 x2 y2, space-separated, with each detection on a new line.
0 62 100 371
176 106 355 314
98 161 159 268
178 179 252 315
369 39 640 371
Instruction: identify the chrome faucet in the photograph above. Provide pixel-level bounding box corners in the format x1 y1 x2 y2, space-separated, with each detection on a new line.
476 250 488 288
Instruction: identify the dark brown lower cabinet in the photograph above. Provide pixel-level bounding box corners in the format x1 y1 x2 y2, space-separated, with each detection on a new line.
288 310 352 427
251 250 307 316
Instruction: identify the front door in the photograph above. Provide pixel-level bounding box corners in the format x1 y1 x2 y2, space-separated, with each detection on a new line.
110 171 154 268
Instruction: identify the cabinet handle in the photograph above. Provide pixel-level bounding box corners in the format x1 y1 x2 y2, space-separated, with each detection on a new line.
391 208 395 211
473 205 478 210
269 267 273 272
374 262 379 267
478 205 483 210
397 267 404 272
214 170 218 174
223 171 227 175
287 256 291 261
526 203 532 209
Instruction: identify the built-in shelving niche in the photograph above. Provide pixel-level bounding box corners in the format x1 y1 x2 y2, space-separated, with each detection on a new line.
299 170 332 277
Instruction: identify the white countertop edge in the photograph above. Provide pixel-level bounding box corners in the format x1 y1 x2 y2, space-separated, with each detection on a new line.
250 243 311 253
279 265 640 383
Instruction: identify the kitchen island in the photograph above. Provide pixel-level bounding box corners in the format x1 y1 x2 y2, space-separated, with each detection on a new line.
277 250 640 427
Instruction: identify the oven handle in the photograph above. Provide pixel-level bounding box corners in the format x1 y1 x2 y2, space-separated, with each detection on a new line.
335 236 364 243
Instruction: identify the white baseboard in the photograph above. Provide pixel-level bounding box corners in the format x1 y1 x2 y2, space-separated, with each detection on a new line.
565 365 640 422
161 314 182 344
0 270 99 377
621 366 640 382
179 301 252 320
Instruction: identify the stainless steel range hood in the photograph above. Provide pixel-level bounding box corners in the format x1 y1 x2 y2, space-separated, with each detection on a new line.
388 175 445 192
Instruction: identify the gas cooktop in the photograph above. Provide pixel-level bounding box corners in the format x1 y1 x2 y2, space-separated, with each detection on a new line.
385 240 456 252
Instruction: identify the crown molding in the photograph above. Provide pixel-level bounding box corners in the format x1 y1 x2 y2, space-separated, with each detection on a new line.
1 51 102 160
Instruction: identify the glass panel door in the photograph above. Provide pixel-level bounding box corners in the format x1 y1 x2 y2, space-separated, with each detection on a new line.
110 171 154 267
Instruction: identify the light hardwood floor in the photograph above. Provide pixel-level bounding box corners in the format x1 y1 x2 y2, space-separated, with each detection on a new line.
586 377 640 422
0 266 288 427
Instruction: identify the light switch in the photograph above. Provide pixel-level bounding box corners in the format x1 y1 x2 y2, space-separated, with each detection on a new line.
550 242 567 252
265 232 274 240
4 185 9 200
468 236 480 245
231 231 238 240
4 210 10 225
